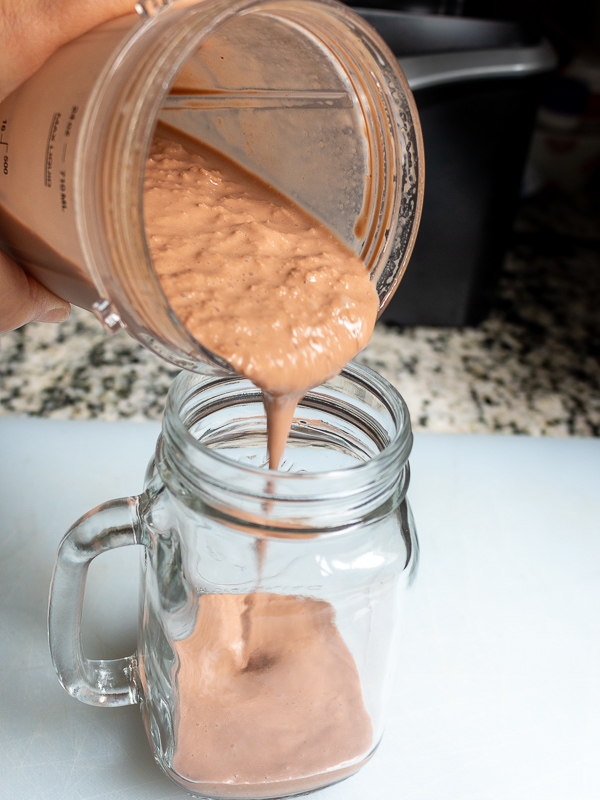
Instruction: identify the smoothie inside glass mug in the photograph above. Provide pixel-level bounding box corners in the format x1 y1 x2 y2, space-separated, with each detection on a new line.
0 0 423 372
48 362 419 799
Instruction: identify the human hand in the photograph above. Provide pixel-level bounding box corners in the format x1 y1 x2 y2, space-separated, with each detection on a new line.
0 0 135 333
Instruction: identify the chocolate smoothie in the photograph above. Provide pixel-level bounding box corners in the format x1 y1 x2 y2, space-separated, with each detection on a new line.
143 131 376 793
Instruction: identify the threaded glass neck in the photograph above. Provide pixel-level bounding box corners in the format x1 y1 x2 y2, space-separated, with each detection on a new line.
157 362 412 535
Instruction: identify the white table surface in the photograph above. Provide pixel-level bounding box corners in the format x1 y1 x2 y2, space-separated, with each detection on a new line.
1 417 599 800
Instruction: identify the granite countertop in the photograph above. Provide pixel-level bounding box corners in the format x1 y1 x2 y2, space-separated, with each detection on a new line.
1 189 599 436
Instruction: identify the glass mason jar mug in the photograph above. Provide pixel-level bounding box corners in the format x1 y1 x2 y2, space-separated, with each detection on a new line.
48 362 419 799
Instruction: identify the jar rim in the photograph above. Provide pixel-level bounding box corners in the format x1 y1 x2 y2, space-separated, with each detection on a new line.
163 360 412 480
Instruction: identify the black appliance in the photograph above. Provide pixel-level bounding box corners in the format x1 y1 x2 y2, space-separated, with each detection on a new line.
356 8 556 326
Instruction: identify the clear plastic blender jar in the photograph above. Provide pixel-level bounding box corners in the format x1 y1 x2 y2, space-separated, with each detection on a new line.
0 0 423 371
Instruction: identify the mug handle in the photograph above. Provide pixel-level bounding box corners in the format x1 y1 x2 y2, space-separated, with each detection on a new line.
48 495 144 707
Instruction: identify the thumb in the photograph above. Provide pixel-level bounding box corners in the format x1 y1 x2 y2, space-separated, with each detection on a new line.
0 251 71 333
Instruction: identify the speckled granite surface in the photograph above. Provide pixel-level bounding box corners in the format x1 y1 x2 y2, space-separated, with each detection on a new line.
1 190 599 435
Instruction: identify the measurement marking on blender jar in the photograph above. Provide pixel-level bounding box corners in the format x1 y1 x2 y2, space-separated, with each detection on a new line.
44 112 62 188
0 120 7 175
59 171 67 211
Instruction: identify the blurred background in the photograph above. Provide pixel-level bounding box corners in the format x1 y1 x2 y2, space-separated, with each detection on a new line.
0 0 599 435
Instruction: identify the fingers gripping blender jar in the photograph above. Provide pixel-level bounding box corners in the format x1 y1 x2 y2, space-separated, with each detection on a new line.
0 0 423 372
